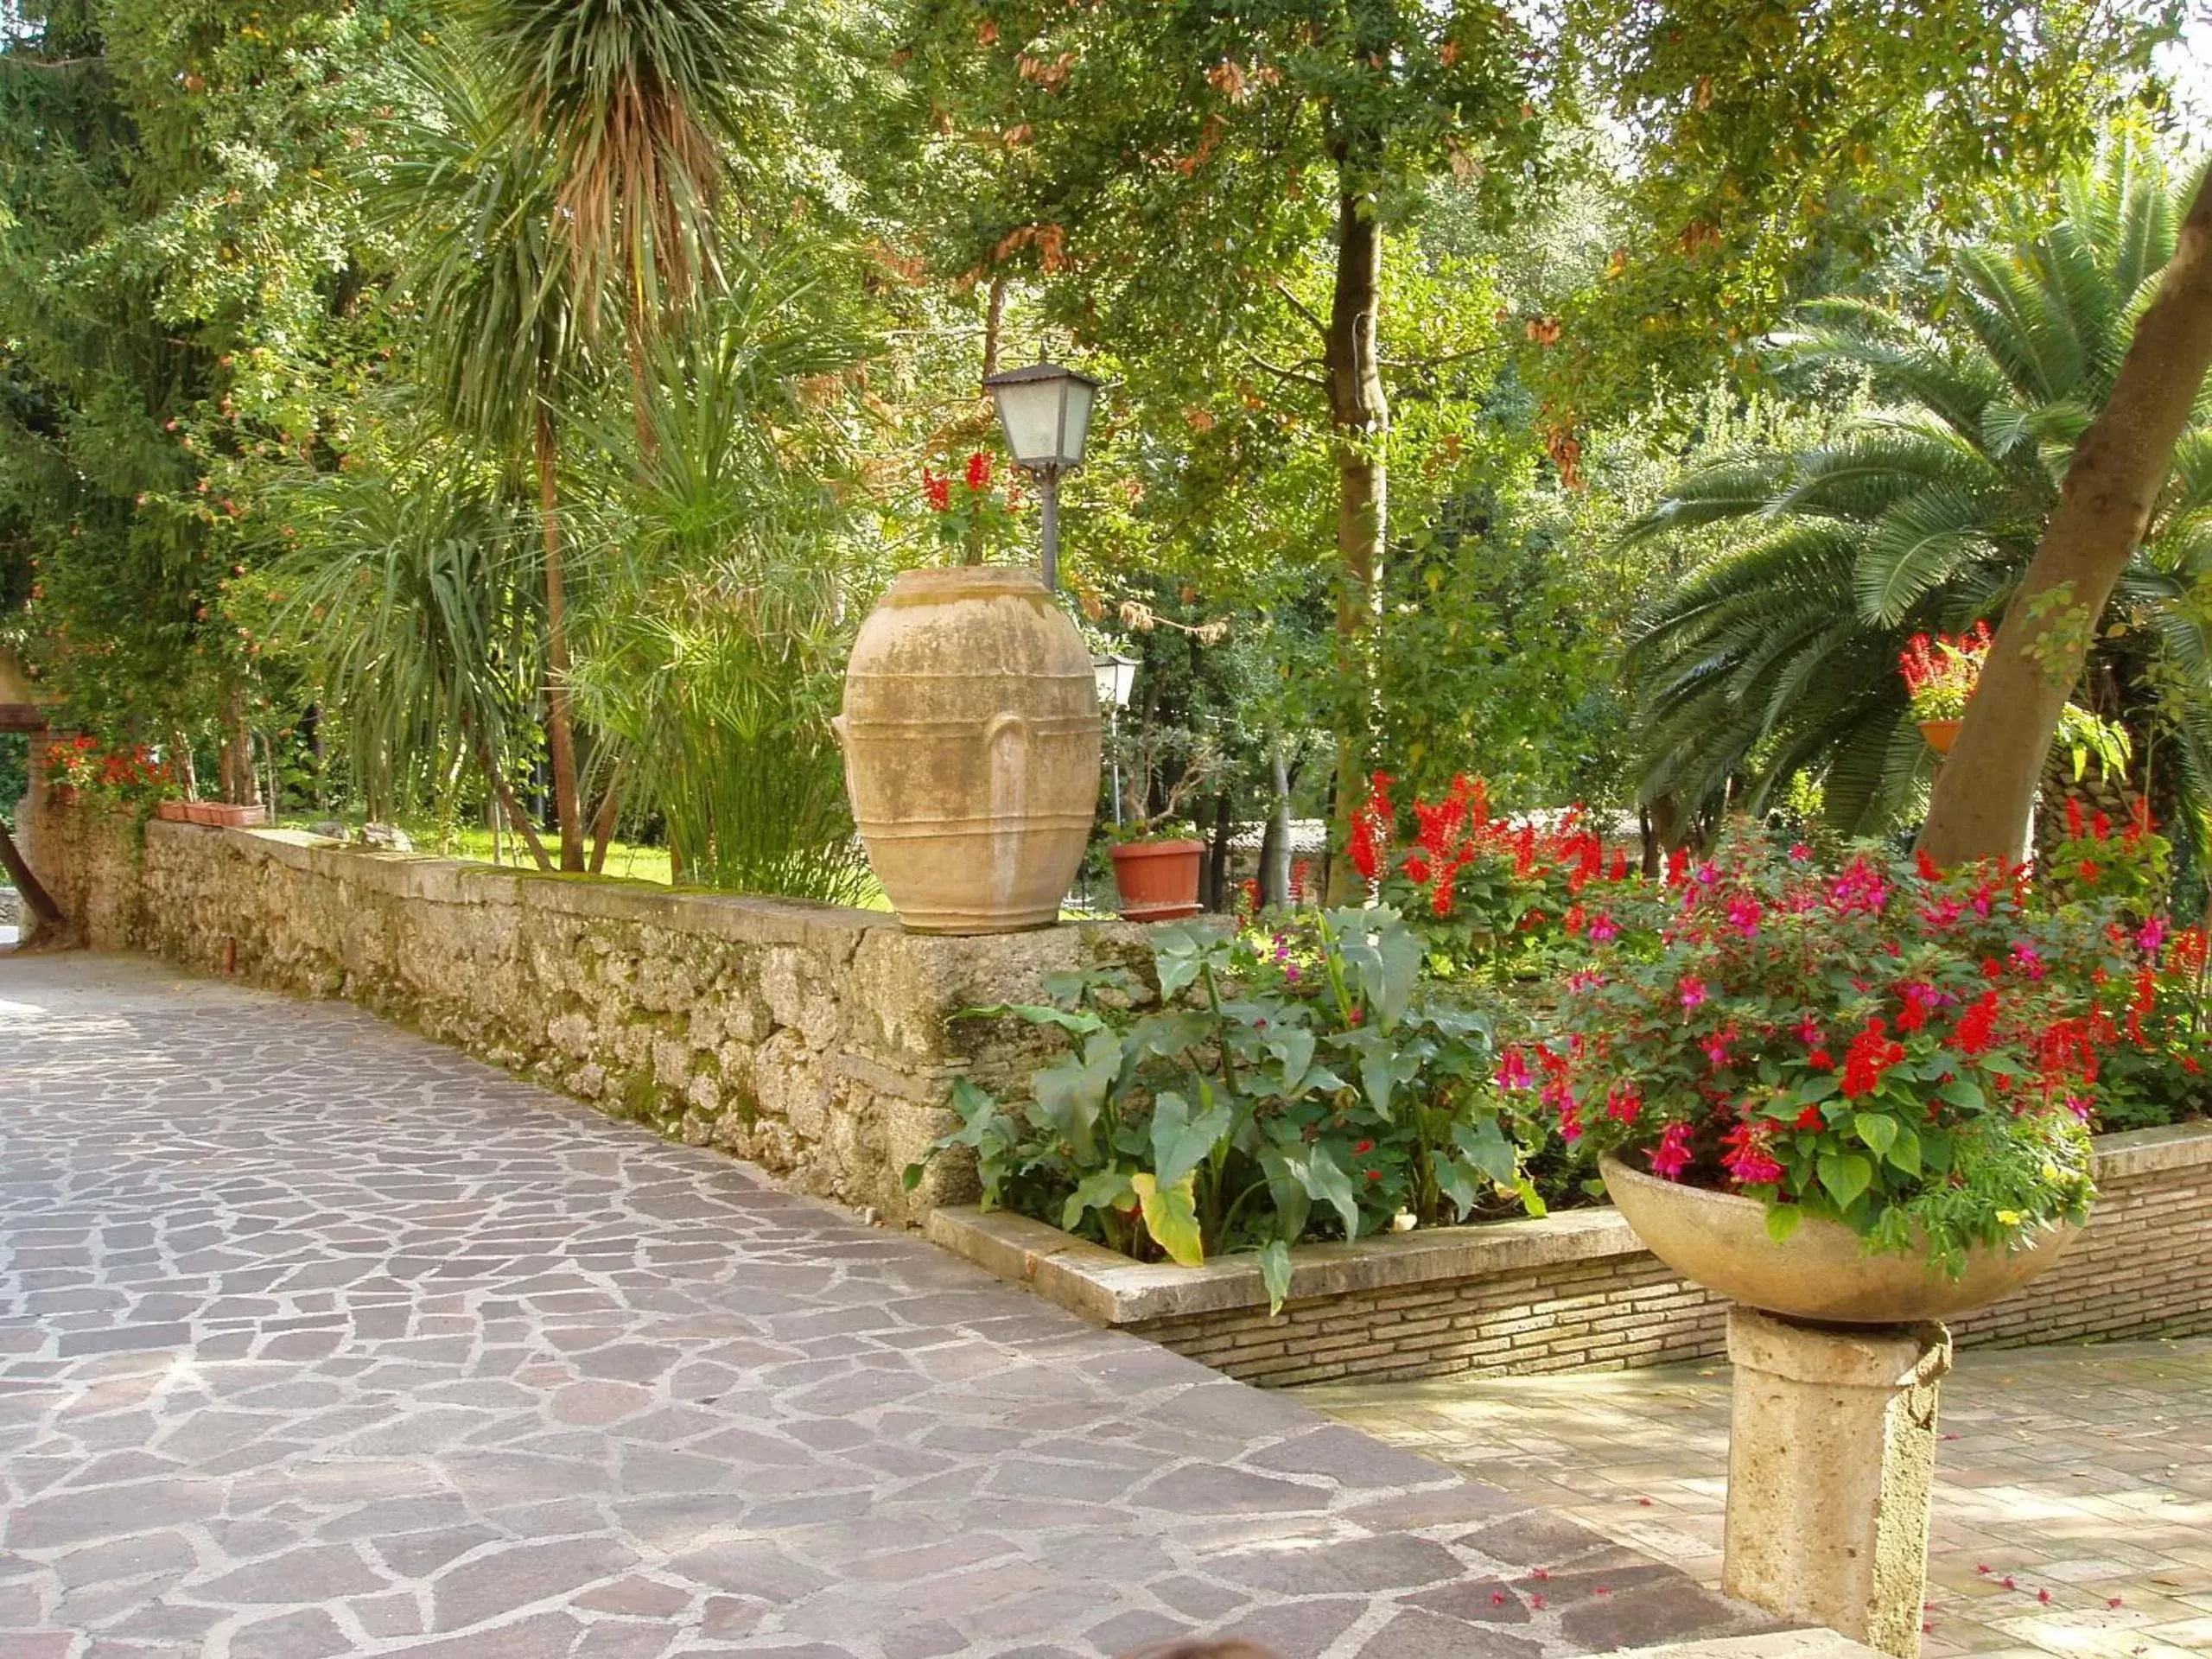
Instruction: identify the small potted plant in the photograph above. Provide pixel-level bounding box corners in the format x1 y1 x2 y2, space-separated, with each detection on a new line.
1501 828 2171 1323
1107 820 1206 922
1897 625 1991 754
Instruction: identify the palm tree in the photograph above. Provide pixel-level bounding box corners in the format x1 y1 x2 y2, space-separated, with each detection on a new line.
378 48 594 868
474 0 784 448
1624 141 2212 847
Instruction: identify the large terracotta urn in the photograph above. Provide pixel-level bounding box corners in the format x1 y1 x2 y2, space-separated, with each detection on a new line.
836 568 1101 933
1599 1153 2082 1323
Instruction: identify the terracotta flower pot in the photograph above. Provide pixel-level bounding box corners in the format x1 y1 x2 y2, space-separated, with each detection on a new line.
200 803 266 829
154 799 193 823
836 568 1102 933
1599 1153 2082 1324
1109 839 1205 922
1917 717 1963 755
182 800 219 825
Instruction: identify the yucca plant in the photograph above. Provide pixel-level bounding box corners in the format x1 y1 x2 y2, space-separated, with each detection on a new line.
1625 139 2212 849
272 458 554 864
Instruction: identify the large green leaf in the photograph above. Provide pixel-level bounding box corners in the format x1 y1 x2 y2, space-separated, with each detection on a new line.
1062 1169 1135 1231
1452 1116 1519 1185
1029 1030 1121 1163
1149 1089 1232 1189
1817 1151 1875 1210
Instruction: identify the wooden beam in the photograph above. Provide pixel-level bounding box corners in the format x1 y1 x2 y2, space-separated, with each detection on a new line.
0 816 63 934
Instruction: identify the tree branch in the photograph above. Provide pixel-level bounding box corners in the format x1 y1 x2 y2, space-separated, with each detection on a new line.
1236 342 1326 391
1270 277 1330 344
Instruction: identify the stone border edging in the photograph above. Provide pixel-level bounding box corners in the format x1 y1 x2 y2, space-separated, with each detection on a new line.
928 1122 2212 1328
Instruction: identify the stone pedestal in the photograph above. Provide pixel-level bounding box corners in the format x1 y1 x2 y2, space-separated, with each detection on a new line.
1722 1306 1953 1659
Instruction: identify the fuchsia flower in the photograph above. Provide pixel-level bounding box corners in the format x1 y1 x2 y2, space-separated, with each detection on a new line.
1650 1122 1694 1180
1588 912 1620 943
1679 976 1707 1010
1720 1124 1784 1186
1726 895 1763 938
1496 1047 1534 1091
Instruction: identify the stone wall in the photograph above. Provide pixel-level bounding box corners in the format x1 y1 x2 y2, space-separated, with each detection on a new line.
17 798 1142 1224
931 1124 2212 1387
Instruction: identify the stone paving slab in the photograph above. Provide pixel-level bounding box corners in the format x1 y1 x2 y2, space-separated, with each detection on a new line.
1305 1338 2212 1659
0 952 1773 1658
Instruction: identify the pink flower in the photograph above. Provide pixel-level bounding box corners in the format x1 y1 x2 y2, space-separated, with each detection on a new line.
1789 842 1812 861
2139 916 2168 955
1650 1122 1694 1180
1726 895 1763 938
2010 941 2045 981
1679 976 1707 1010
1605 1083 1642 1125
1588 912 1619 943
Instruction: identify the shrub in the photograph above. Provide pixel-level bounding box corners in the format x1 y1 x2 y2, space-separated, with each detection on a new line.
908 907 1545 1309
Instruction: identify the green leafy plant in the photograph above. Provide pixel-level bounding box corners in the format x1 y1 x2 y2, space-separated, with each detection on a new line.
1516 828 2185 1273
908 908 1543 1311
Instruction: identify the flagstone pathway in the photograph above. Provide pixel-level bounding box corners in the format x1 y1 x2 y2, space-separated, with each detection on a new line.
1306 1340 2212 1659
0 951 1770 1659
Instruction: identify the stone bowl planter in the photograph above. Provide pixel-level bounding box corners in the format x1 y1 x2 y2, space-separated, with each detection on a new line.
1109 839 1205 922
1599 1153 2082 1324
1916 717 1963 755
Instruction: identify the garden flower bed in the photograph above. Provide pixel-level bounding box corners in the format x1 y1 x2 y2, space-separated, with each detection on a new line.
931 1122 2212 1386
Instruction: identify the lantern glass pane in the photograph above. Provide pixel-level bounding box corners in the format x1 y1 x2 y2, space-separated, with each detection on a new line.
994 378 1065 467
1058 378 1095 467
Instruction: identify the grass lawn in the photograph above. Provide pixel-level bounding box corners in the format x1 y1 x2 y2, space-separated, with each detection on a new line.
276 817 901 910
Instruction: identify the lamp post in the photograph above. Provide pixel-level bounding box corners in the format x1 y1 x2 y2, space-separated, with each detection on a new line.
1091 650 1139 827
983 361 1100 592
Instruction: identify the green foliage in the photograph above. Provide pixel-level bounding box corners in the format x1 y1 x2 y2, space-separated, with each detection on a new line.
562 256 880 901
909 909 1544 1304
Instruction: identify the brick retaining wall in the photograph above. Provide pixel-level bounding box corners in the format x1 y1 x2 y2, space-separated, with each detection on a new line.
932 1124 2211 1387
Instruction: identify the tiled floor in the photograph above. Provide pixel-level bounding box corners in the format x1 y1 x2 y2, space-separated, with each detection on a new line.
0 951 1771 1657
1305 1339 2212 1659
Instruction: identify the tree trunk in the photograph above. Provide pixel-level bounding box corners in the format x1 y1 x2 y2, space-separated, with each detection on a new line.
1920 164 2212 865
467 722 553 872
982 276 1007 379
217 683 261 808
1202 791 1234 911
1322 128 1389 903
1260 738 1292 908
588 766 626 875
535 404 588 873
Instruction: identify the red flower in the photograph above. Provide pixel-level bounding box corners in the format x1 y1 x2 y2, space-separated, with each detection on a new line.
1952 991 1999 1058
923 467 950 512
1354 1139 1375 1154
963 449 993 492
1840 1018 1906 1100
1796 1105 1825 1130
